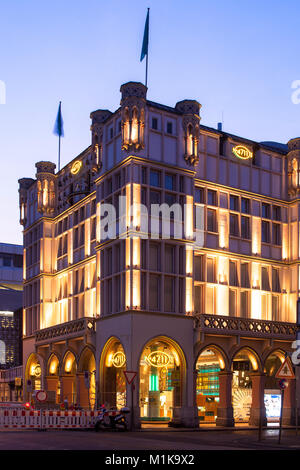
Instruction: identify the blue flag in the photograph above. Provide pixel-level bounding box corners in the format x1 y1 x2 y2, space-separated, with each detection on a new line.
140 9 149 62
53 101 64 137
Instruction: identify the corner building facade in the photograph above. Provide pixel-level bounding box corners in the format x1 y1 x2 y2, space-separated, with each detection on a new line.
19 82 299 427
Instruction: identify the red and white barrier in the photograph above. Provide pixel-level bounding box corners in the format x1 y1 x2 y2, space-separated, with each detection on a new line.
0 408 121 429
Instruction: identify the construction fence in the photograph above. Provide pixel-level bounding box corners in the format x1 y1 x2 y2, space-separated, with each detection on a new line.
0 408 120 429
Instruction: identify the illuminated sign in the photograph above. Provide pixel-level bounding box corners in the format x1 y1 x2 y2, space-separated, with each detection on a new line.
232 145 253 160
112 351 126 368
70 160 82 175
146 351 170 368
32 365 41 378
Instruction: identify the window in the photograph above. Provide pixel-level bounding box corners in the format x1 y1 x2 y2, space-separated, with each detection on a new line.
73 211 78 226
206 286 216 314
73 227 78 249
150 190 161 205
230 195 239 211
149 275 160 310
2 256 11 267
194 286 203 313
241 198 250 214
207 190 217 206
194 255 203 281
262 203 271 219
110 127 114 140
273 206 281 221
149 243 160 271
141 188 147 205
165 245 174 273
179 176 184 193
165 193 176 209
230 214 239 236
229 289 237 316
91 199 96 215
272 268 280 293
152 117 158 130
164 276 174 312
107 248 112 275
229 261 238 286
207 209 217 232
165 174 175 191
150 170 160 187
91 218 96 240
115 172 121 190
207 258 216 283
195 188 204 204
272 223 281 245
107 178 113 195
261 293 268 320
262 221 270 243
241 263 250 288
241 216 250 239
261 267 270 291
166 122 173 134
142 167 147 184
272 295 279 321
240 291 249 318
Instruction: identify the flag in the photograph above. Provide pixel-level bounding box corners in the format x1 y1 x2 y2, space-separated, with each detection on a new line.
140 9 149 62
53 101 64 137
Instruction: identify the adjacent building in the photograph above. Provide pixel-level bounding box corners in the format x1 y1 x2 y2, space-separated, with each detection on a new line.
18 82 298 426
0 243 23 401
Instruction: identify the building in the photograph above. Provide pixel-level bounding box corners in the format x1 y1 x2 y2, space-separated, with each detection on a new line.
0 243 23 401
0 243 23 291
18 81 299 427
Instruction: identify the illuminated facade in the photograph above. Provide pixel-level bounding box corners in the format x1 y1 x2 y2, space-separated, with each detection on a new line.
18 81 298 427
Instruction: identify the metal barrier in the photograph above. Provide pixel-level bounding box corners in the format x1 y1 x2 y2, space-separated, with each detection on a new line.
0 408 120 429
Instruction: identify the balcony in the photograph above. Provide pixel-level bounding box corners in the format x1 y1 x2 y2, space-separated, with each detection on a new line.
0 366 23 383
194 313 298 341
35 317 96 345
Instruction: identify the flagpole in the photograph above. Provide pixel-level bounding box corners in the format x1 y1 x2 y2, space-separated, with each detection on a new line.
58 133 61 172
58 100 62 171
145 8 149 88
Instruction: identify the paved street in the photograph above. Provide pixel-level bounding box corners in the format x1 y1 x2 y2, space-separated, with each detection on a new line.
1 428 300 451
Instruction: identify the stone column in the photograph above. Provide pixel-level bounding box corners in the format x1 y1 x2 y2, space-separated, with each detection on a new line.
77 373 90 409
282 379 296 425
46 376 59 404
216 371 234 427
249 372 267 426
61 375 75 406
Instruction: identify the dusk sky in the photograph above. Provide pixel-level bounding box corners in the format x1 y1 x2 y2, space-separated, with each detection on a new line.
0 0 299 244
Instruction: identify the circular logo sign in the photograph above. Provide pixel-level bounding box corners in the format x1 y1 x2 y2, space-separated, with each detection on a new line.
112 352 126 368
36 390 48 402
70 160 82 175
146 351 170 368
232 145 253 160
33 365 41 378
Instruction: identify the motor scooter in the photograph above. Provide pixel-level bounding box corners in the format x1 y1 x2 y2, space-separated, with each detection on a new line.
95 406 130 431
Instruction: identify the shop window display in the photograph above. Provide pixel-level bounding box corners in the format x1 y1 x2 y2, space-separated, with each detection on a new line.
140 340 182 421
102 340 126 409
264 352 284 422
196 349 220 422
232 352 254 423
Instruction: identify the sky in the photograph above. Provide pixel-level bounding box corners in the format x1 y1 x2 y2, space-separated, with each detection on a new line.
0 0 300 245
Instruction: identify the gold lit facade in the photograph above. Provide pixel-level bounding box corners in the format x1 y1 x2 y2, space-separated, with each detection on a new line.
18 81 298 427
